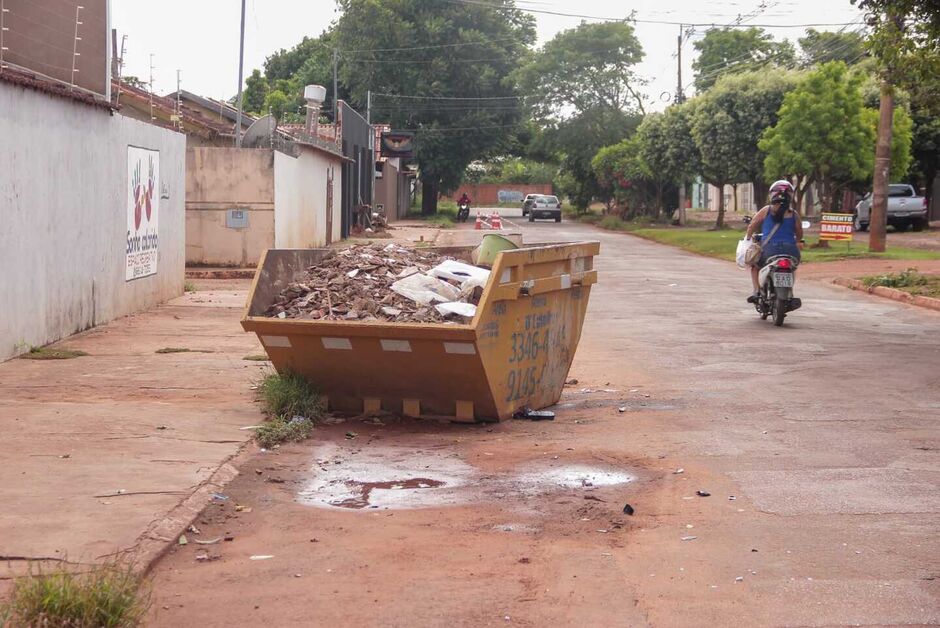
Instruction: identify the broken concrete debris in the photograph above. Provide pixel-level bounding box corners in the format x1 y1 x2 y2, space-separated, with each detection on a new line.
264 243 488 323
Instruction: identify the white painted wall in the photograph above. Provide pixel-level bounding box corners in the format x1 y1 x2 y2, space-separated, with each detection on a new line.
0 82 186 361
273 146 340 248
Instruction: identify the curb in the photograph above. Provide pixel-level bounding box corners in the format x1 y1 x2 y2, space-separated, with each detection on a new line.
831 277 940 312
132 448 247 576
186 268 256 280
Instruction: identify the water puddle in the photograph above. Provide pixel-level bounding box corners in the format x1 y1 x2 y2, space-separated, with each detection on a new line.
297 443 634 511
331 478 446 509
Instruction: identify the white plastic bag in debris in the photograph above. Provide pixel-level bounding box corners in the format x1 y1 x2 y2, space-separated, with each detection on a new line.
427 260 490 289
390 273 461 305
435 301 477 318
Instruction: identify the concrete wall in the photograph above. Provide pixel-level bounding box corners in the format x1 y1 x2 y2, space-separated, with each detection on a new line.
375 160 401 219
445 183 553 206
273 146 341 248
0 81 186 361
185 148 275 267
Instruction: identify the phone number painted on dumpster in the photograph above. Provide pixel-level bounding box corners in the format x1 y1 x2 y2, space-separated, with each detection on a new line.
504 311 567 403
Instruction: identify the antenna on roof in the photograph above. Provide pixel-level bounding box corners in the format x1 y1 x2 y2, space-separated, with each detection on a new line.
175 70 183 131
149 53 156 122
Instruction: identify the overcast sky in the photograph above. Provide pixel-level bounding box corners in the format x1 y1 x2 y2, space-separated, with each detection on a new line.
111 0 865 113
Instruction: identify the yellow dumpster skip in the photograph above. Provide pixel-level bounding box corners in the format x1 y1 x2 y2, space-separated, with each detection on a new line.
241 241 599 422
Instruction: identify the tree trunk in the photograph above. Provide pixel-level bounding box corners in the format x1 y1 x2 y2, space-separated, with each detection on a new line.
714 182 726 229
870 80 894 252
678 182 687 226
753 179 769 211
732 183 739 213
820 179 831 213
656 183 664 220
421 179 439 216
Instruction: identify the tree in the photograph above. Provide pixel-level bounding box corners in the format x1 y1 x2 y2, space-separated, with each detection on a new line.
851 0 940 250
704 69 801 210
691 89 751 229
550 108 641 211
122 75 148 89
515 20 647 210
264 35 328 83
634 113 672 215
692 27 795 93
263 90 290 121
908 72 940 204
592 137 653 216
760 62 911 215
799 28 867 66
243 69 269 115
658 103 702 224
514 21 647 118
334 0 535 214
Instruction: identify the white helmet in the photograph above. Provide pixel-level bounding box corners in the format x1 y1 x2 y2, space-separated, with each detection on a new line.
769 180 794 197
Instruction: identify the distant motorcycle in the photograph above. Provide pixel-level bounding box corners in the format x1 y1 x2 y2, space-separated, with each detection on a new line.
751 233 802 326
457 202 471 222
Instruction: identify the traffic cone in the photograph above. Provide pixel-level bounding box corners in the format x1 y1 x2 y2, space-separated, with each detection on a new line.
492 211 502 230
475 212 482 230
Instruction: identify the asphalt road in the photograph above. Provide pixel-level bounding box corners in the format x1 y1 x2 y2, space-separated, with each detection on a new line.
512 210 940 623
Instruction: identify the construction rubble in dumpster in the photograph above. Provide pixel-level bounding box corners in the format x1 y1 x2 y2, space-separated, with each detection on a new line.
264 243 491 324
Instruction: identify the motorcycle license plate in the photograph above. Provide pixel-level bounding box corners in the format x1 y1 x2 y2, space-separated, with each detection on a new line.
773 272 794 287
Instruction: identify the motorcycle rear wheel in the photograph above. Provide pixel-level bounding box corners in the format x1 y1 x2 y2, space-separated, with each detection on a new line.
773 298 787 326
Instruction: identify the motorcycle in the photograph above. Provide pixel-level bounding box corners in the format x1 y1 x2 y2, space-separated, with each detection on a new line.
457 202 471 222
751 233 802 326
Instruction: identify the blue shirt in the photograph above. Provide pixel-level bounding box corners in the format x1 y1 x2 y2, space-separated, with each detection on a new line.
761 209 800 262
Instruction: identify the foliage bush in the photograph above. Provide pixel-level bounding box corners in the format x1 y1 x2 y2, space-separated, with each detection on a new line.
255 372 324 447
1 562 151 628
862 268 928 289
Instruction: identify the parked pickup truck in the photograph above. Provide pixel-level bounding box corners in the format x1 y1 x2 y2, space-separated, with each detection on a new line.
854 184 929 232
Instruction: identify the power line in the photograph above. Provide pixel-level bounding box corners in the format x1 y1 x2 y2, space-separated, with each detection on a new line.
684 21 868 93
397 123 523 132
371 92 533 100
436 0 861 28
340 55 514 65
343 35 519 54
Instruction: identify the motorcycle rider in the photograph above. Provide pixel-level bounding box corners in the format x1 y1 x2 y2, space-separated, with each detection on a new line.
745 180 804 303
458 192 471 208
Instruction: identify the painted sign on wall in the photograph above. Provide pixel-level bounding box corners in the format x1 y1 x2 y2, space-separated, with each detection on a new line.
126 147 160 280
497 190 524 203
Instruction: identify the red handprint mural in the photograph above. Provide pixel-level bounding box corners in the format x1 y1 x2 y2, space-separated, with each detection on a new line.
130 157 156 231
132 162 143 231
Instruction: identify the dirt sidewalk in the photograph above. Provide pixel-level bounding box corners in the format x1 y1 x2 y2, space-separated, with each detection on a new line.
0 281 263 586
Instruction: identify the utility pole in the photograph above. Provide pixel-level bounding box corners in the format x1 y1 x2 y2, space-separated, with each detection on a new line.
367 89 374 207
869 9 904 253
869 81 893 253
235 0 246 148
675 24 687 225
332 48 338 121
675 24 684 104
